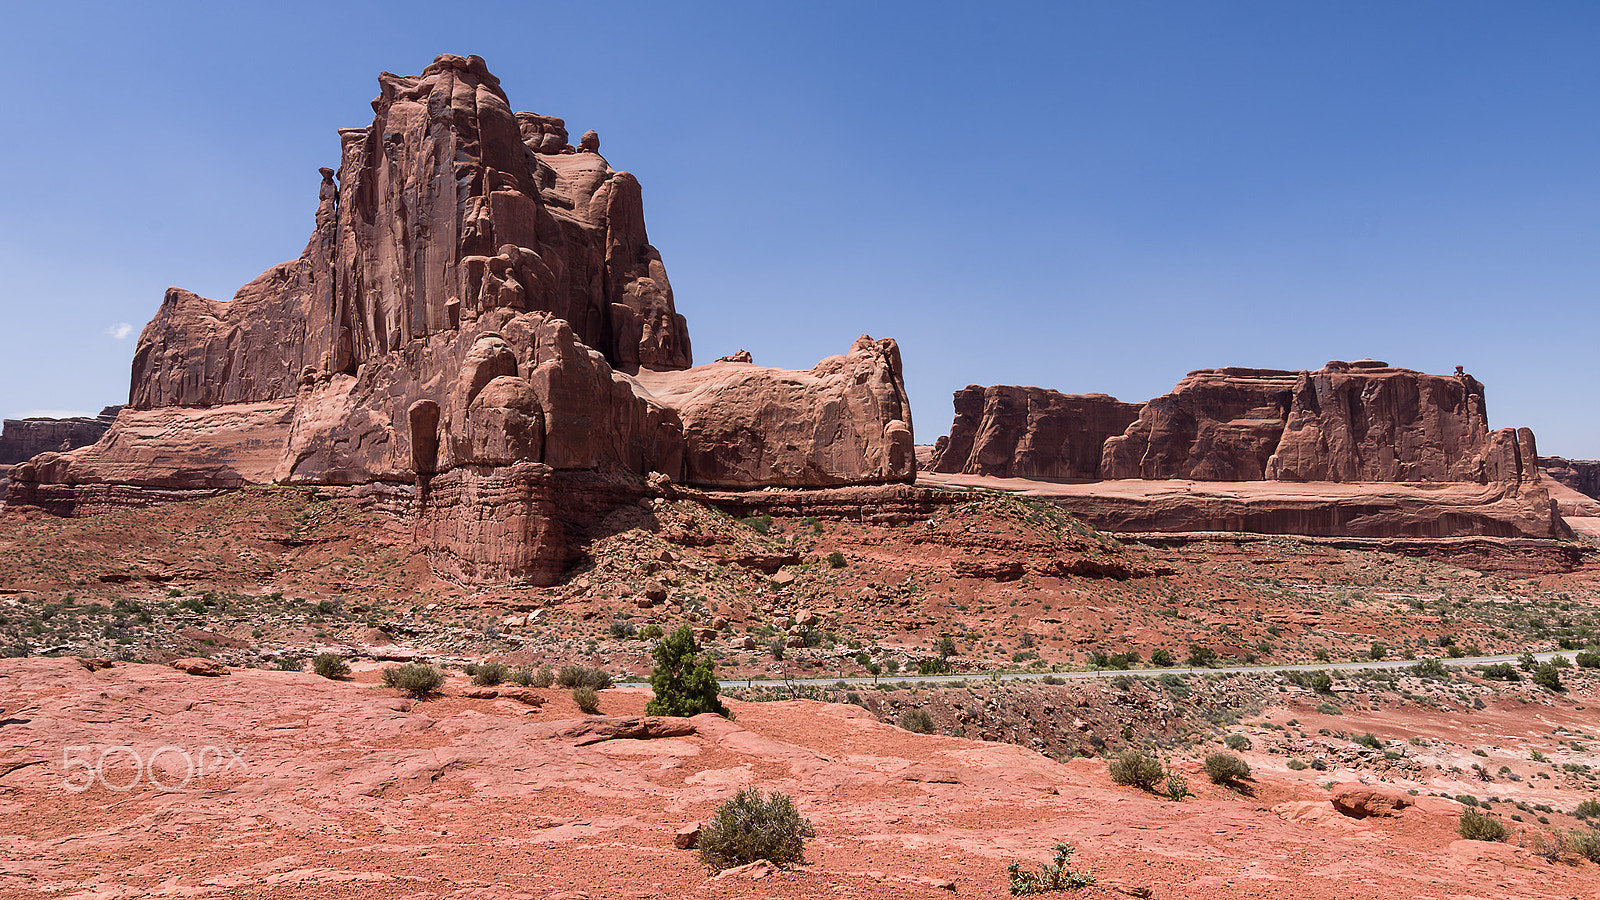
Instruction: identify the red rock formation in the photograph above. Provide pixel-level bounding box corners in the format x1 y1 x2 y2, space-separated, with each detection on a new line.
0 408 120 465
7 55 915 582
1099 361 1529 486
635 337 914 488
1541 456 1600 501
929 385 1140 479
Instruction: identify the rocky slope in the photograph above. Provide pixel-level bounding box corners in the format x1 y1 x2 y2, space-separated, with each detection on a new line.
6 55 913 583
1543 456 1600 501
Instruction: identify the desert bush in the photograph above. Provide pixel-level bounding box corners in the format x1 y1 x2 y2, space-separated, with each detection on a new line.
531 665 554 688
917 657 951 676
1185 644 1217 667
311 653 350 679
1311 671 1333 693
1575 798 1600 819
1005 841 1096 895
1108 750 1165 792
274 655 306 672
1286 758 1309 770
1458 808 1508 842
510 666 537 687
826 551 847 569
647 625 728 717
1204 753 1251 785
1149 648 1175 667
641 623 664 640
697 788 815 871
1164 768 1189 802
898 708 936 734
1158 672 1191 697
1575 651 1600 669
472 662 509 686
1412 657 1448 678
382 663 444 698
1532 663 1566 693
1356 732 1382 749
1480 662 1520 681
768 639 786 660
572 686 601 714
609 618 637 639
1041 674 1065 685
1224 734 1251 751
1568 828 1600 863
556 665 613 690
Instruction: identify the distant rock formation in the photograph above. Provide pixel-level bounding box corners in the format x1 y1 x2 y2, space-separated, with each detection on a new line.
928 361 1564 539
1542 457 1600 501
1102 361 1522 484
0 408 121 466
7 55 913 583
928 386 1140 479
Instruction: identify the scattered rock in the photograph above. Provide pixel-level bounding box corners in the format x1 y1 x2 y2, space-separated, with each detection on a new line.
1331 782 1414 818
674 823 701 849
170 658 228 676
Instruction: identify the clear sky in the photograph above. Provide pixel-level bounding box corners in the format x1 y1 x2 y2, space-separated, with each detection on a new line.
2 2 1595 456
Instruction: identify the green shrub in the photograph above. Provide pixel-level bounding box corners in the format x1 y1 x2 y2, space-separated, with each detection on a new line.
274 655 306 672
1574 798 1600 819
1150 648 1175 667
1369 643 1386 660
1315 702 1342 715
1185 644 1217 667
826 551 847 569
1158 673 1191 697
738 514 774 534
917 657 951 676
1575 651 1600 669
510 666 537 687
1164 769 1189 802
531 665 554 688
311 652 350 679
1311 671 1333 693
1569 828 1600 863
556 665 613 690
1224 734 1251 751
1481 662 1520 681
1204 753 1251 785
473 661 509 686
1532 663 1566 693
646 625 729 718
898 708 936 734
1041 674 1065 685
1356 732 1382 749
382 663 444 698
697 788 815 871
1458 808 1508 842
1287 758 1309 771
572 686 601 714
1005 841 1096 895
641 623 665 640
1108 751 1165 792
609 618 637 639
1412 658 1448 678
1455 794 1480 807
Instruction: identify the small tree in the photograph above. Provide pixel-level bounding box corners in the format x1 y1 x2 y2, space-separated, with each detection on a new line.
1532 663 1566 693
647 625 729 718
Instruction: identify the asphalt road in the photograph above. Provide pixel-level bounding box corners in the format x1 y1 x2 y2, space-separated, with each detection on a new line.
719 649 1581 690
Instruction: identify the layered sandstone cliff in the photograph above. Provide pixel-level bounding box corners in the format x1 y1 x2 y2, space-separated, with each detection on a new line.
1542 457 1600 501
0 408 121 466
928 385 1140 479
6 55 914 583
930 361 1564 539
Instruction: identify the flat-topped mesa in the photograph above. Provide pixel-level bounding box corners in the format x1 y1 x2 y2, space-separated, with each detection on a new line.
130 53 690 411
928 385 1141 479
1101 360 1532 485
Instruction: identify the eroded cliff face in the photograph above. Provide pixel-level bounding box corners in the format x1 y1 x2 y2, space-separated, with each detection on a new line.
929 386 1140 479
8 54 915 583
1099 360 1530 485
1542 457 1600 501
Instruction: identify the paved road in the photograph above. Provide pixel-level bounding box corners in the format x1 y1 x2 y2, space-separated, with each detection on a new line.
719 649 1580 690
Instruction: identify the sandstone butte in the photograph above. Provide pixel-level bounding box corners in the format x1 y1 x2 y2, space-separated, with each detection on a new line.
4 55 915 583
926 361 1570 541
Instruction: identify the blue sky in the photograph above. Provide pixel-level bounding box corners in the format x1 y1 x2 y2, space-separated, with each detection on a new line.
2 2 1596 456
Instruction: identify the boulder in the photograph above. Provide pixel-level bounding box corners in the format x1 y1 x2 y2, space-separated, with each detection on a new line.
170 658 229 677
674 823 701 850
1330 783 1414 818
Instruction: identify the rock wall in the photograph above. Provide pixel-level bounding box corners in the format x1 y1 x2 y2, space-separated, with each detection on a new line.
1542 457 1600 501
928 385 1140 479
0 408 121 465
7 55 914 584
1100 361 1521 485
